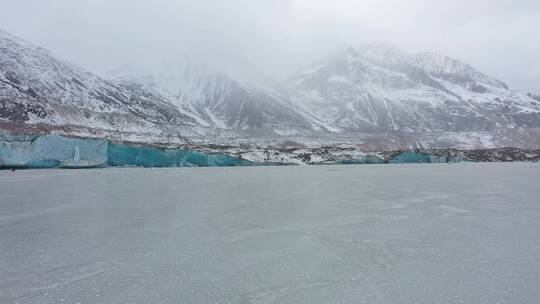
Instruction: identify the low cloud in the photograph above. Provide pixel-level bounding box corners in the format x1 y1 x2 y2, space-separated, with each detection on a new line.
1 0 538 91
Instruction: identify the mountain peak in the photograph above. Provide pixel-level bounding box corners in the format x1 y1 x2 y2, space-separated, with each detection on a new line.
2 28 540 149
333 43 409 68
409 52 509 89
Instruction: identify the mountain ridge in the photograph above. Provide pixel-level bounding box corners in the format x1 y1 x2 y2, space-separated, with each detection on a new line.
1 29 540 149
290 44 539 133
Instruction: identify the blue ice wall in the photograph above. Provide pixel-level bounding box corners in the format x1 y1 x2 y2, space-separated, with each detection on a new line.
365 155 386 164
107 143 253 168
334 159 367 165
334 155 385 165
0 133 108 168
429 155 448 163
390 151 433 164
0 133 255 169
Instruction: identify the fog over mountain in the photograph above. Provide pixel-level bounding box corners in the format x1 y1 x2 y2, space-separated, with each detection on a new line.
0 0 539 93
3 26 540 150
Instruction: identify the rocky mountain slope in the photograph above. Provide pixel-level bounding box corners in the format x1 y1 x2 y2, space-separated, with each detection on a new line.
1 29 540 149
289 45 540 145
110 67 325 135
0 29 205 143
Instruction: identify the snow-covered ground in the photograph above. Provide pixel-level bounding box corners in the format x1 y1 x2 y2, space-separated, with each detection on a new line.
1 164 539 303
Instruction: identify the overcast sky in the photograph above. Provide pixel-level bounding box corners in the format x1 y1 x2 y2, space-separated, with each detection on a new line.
0 0 539 92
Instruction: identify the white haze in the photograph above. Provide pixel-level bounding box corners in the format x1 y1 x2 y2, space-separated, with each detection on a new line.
0 0 539 92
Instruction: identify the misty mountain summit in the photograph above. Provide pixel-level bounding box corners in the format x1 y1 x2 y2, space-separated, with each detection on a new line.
1 29 540 149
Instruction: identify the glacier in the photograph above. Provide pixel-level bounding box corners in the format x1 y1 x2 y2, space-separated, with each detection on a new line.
0 133 107 168
389 151 433 164
329 154 386 165
0 133 253 168
107 142 253 167
2 132 540 168
3 29 540 149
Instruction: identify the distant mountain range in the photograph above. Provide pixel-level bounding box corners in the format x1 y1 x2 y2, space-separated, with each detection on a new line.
1 29 539 149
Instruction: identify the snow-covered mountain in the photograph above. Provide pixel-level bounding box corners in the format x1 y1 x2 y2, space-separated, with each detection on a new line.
0 29 205 143
1 29 540 149
108 66 324 135
290 44 540 133
528 93 540 102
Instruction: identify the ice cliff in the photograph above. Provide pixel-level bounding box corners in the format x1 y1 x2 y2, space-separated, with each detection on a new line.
0 133 107 168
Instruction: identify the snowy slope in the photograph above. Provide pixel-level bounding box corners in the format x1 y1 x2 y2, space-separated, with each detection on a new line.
106 64 327 135
290 44 540 136
1 29 540 149
0 29 202 142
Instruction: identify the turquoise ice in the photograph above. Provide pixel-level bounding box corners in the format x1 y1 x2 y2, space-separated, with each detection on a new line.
106 142 253 167
390 151 433 163
0 134 253 168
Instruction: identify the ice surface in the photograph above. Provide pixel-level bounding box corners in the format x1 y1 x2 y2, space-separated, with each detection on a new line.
1 164 540 303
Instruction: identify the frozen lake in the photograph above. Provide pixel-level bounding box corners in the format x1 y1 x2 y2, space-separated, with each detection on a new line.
1 163 539 304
